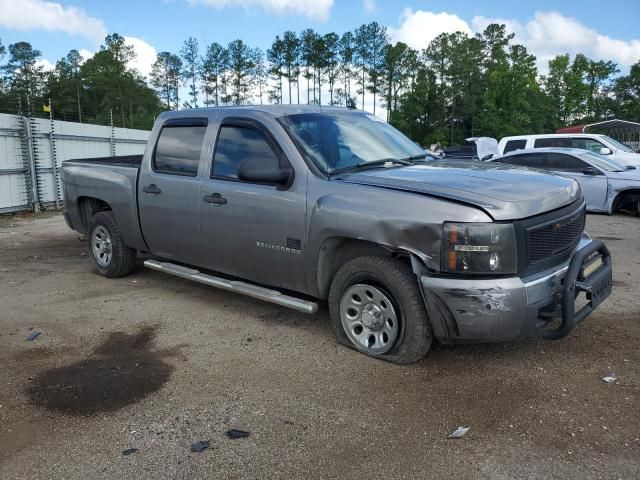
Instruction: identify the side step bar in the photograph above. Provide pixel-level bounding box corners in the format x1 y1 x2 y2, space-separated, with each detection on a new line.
144 259 319 314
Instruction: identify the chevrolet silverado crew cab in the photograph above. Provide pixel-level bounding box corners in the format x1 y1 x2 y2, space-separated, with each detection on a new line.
61 106 613 364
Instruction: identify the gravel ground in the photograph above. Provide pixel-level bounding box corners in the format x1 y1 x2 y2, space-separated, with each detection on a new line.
0 211 638 480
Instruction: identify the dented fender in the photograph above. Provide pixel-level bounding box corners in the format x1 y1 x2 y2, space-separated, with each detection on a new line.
304 176 492 297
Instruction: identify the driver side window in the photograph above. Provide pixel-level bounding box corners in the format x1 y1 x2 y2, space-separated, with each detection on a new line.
212 124 280 180
570 138 605 153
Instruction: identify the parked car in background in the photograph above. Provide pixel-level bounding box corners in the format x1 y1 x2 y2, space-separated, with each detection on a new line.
490 147 640 214
497 133 640 167
61 106 613 364
442 137 497 161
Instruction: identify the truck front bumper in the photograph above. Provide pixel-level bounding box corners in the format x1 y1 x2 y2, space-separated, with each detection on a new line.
420 234 613 343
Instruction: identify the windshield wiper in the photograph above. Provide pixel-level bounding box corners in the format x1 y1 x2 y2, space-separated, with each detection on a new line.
625 165 636 170
328 158 413 176
404 153 431 163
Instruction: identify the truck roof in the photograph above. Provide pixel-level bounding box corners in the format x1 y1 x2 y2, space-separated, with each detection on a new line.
500 147 596 157
501 133 607 141
158 104 356 120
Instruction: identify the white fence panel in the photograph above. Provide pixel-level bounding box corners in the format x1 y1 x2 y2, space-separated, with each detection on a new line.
0 112 150 213
0 114 30 213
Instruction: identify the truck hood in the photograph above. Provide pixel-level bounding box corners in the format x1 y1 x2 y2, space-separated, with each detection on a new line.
338 161 581 221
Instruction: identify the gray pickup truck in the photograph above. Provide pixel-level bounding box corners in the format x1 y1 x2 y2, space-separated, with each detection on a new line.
61 106 613 364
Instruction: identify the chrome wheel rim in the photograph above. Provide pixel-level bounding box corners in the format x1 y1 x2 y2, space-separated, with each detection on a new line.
340 284 399 354
91 225 113 267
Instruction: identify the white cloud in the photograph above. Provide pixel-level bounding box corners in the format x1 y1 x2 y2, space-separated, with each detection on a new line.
388 9 471 49
0 0 107 44
363 0 376 15
524 11 640 68
190 0 334 21
79 49 94 62
125 36 157 78
36 58 55 71
390 9 640 74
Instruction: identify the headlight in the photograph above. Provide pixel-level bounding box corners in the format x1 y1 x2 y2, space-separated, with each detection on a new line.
442 222 517 275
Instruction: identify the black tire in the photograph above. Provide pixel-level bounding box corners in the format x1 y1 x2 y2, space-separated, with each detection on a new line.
87 211 137 278
328 256 432 364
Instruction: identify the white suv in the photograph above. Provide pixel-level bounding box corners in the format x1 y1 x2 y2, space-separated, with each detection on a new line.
497 134 640 167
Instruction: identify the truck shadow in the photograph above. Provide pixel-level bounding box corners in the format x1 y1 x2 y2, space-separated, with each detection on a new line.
27 325 180 416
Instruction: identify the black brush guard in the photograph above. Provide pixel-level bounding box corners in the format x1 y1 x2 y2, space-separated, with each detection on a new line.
541 240 613 340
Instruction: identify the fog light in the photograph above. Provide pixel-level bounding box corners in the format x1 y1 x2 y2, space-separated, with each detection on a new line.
489 252 500 271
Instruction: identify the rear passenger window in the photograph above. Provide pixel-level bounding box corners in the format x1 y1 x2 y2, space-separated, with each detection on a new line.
534 137 571 148
499 153 547 169
503 139 527 153
213 124 280 180
153 122 207 176
547 153 588 172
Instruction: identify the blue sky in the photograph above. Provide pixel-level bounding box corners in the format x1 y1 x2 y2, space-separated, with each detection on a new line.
1 0 639 77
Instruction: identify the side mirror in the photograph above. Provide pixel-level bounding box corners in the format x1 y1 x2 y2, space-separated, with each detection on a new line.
582 166 600 176
236 157 292 186
599 147 612 155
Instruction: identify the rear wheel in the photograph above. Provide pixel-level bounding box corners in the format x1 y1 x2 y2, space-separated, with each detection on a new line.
328 256 432 364
88 211 136 278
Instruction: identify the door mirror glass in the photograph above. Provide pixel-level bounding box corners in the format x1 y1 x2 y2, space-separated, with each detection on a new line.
599 147 612 155
582 166 600 176
237 157 292 185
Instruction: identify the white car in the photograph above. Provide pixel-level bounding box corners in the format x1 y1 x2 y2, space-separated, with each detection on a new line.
497 133 640 167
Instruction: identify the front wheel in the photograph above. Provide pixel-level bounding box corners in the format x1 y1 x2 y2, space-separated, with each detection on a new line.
88 211 137 278
328 256 432 364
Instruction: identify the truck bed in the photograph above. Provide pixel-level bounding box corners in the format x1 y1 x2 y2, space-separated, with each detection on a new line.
63 155 143 168
61 154 147 251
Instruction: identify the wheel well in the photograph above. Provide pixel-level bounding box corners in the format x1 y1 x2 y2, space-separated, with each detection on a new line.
316 238 409 300
78 197 112 234
612 189 640 213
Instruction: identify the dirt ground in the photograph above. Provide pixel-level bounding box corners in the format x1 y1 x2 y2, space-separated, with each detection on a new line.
0 211 638 480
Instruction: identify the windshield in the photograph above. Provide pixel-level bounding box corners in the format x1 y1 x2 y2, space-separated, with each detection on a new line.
278 111 425 174
579 151 629 172
603 136 634 153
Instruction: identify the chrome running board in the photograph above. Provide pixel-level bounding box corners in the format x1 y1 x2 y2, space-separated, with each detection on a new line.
144 259 318 314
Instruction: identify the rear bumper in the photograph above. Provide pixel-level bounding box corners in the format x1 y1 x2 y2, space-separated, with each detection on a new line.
420 234 613 343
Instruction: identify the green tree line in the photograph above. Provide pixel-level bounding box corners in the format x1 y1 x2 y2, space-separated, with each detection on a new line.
1 23 638 143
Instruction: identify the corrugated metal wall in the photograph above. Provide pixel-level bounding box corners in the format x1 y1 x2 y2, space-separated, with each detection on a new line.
0 114 29 213
0 113 149 214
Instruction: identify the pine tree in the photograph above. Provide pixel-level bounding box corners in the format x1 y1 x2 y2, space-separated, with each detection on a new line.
201 42 228 107
267 36 285 104
282 31 300 104
180 37 200 108
2 42 45 106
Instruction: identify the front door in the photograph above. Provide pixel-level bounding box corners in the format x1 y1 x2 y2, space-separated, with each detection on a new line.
199 118 307 292
547 153 608 210
138 117 208 263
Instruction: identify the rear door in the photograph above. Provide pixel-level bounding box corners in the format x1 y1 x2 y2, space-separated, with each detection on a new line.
546 153 607 209
138 117 208 263
198 116 307 292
